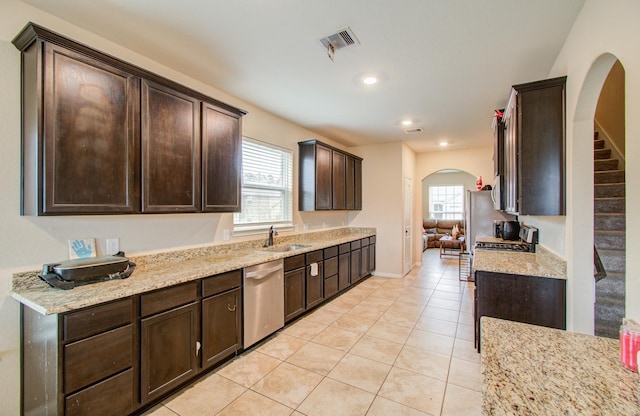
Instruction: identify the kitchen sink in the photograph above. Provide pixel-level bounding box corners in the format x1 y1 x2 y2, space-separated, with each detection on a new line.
261 244 311 252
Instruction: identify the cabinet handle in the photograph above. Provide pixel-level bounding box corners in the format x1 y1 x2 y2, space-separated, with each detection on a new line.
227 304 236 312
196 341 201 356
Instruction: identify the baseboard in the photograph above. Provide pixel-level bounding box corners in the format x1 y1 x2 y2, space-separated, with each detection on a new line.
371 271 404 279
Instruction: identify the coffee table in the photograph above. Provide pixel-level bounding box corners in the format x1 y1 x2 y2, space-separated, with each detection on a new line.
439 235 466 258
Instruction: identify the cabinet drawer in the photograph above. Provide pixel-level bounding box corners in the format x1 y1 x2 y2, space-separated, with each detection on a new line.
64 325 133 394
284 254 305 272
202 270 241 298
350 240 361 250
141 281 198 317
324 276 338 299
65 368 134 416
63 298 133 342
339 243 351 255
323 246 338 259
306 250 323 264
369 235 376 244
361 237 369 246
324 256 338 277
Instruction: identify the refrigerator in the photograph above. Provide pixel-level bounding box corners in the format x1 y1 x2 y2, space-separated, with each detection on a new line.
465 190 516 253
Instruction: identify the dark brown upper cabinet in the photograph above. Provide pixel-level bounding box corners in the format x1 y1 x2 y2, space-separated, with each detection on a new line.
202 103 242 212
13 22 245 215
142 80 201 213
502 76 566 216
20 40 141 215
332 151 346 210
298 140 362 211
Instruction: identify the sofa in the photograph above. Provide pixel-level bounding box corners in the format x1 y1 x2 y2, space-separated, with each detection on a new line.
422 219 465 250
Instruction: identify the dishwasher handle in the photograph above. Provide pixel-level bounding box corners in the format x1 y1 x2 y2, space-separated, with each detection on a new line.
245 263 284 279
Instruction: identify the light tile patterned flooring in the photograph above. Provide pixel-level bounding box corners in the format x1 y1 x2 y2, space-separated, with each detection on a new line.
144 249 481 416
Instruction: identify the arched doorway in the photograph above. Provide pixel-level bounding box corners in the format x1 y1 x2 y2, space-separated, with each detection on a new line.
593 60 626 338
569 53 623 336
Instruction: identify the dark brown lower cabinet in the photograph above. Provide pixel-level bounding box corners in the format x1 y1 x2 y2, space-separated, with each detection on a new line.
285 267 306 322
474 270 566 350
201 288 242 369
338 252 351 291
350 248 362 284
22 298 136 416
140 302 198 403
324 255 339 299
66 369 134 416
306 261 324 309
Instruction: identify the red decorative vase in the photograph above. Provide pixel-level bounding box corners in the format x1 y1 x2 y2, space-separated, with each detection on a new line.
476 176 483 190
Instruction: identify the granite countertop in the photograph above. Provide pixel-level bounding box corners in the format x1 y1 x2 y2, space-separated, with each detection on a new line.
481 317 640 415
473 237 566 280
11 227 376 315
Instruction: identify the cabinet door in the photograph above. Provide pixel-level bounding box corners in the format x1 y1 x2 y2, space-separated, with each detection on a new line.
202 103 241 212
142 80 201 212
345 156 355 210
315 144 332 210
140 302 198 404
350 248 362 284
285 267 306 322
518 79 566 216
306 261 324 309
338 252 351 291
201 288 242 369
361 246 370 278
40 43 140 214
354 159 363 210
332 151 346 210
369 244 376 272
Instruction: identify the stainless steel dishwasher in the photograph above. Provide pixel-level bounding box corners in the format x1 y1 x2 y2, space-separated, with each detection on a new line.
243 259 284 348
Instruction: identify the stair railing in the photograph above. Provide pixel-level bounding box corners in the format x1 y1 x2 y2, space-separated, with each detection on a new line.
594 245 607 281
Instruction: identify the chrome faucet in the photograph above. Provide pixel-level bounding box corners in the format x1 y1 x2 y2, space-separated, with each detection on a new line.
266 225 278 247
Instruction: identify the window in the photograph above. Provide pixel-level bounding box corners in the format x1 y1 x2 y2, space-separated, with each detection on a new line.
429 185 463 219
233 137 293 229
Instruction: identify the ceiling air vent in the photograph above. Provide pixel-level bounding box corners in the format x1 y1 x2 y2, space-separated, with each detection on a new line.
403 128 424 134
318 27 360 61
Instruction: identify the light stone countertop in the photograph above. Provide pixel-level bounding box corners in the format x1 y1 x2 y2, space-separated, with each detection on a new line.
481 317 640 415
11 227 376 315
473 239 566 280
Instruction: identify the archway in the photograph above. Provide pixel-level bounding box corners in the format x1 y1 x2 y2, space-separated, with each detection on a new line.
568 53 620 335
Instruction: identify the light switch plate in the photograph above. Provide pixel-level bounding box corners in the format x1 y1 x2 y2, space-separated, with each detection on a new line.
106 238 119 255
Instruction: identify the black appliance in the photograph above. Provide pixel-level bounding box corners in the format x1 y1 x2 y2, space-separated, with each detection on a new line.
39 252 136 290
501 221 520 240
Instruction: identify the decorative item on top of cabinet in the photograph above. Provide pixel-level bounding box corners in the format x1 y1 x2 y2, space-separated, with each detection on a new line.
502 76 566 216
298 140 363 211
12 22 246 216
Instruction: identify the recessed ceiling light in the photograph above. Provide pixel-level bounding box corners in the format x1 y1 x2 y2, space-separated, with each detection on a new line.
362 76 378 85
401 120 413 126
439 141 448 147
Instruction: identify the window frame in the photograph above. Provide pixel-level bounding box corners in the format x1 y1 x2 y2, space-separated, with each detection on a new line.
428 184 464 220
233 137 293 233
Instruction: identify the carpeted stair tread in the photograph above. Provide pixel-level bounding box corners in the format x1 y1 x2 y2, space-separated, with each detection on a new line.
594 170 625 184
594 213 625 231
594 183 625 198
594 148 611 160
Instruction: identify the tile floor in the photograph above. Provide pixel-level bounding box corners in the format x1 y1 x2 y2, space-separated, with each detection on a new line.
144 249 481 416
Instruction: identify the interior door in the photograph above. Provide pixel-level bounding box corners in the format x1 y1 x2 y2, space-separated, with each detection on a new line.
404 177 413 275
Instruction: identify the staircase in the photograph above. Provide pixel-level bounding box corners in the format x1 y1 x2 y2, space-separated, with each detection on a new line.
593 131 626 338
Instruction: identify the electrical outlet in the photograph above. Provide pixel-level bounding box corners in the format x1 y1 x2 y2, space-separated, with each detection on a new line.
106 238 119 255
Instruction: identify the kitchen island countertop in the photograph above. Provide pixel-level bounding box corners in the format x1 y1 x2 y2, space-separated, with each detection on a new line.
11 227 376 315
473 237 566 279
482 317 640 415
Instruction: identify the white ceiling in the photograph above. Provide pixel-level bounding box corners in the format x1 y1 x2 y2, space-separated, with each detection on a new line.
22 0 585 152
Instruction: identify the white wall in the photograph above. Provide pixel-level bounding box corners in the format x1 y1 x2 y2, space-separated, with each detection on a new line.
545 0 640 333
350 142 405 277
